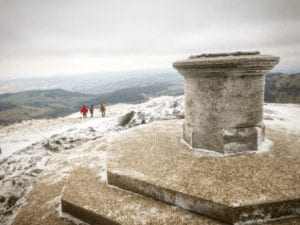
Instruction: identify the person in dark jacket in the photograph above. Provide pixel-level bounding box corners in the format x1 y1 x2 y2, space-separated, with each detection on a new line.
90 105 94 118
100 103 106 117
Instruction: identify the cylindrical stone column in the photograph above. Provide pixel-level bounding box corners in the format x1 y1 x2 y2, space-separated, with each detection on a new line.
173 51 279 153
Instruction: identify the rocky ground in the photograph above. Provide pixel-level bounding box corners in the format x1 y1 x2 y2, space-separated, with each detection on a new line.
0 96 299 225
0 96 184 225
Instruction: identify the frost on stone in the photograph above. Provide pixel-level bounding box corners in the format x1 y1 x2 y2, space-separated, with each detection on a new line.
117 96 184 128
42 134 89 152
236 210 271 225
118 111 135 127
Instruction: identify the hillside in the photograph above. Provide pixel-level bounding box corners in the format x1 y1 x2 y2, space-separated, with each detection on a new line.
265 73 300 103
0 82 183 126
0 89 94 125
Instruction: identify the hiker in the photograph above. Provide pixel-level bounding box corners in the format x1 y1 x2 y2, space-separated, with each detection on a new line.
100 103 106 117
80 105 88 118
90 105 94 118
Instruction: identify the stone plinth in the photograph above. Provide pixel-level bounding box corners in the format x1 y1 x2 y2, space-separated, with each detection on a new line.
173 51 279 153
61 167 221 225
106 120 300 224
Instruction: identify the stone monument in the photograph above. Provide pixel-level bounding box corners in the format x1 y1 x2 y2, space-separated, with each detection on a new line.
173 51 279 153
61 51 299 225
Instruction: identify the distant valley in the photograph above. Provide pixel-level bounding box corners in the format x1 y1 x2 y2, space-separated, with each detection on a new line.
0 82 183 125
0 71 299 125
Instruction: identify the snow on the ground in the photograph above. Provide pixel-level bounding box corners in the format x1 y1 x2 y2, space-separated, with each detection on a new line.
0 96 183 224
264 103 300 133
0 103 132 160
0 95 299 225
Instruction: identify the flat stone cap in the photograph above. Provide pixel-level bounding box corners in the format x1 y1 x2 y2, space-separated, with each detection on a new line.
173 51 279 70
189 51 260 59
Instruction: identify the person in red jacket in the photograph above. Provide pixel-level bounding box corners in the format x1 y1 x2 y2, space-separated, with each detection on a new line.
80 105 88 118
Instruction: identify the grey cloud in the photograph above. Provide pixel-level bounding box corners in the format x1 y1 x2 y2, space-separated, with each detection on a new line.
0 0 300 77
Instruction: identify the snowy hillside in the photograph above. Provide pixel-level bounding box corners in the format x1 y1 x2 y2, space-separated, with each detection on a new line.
0 95 299 225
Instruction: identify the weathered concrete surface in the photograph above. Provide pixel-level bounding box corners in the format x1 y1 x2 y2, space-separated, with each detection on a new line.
10 137 107 225
173 52 279 153
8 119 300 225
11 179 76 225
106 120 300 224
61 167 224 225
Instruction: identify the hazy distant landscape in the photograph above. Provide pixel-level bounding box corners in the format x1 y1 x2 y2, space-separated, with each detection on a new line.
0 71 184 125
0 71 299 126
0 70 182 94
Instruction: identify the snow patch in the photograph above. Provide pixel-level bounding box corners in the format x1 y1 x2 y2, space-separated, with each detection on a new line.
257 139 273 154
264 103 300 133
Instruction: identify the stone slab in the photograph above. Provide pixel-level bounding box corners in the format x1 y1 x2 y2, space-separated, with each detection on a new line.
61 167 224 225
106 120 300 224
172 52 279 71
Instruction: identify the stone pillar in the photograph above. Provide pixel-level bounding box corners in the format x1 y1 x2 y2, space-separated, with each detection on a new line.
173 52 279 153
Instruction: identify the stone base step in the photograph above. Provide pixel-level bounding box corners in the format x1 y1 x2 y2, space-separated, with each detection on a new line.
61 167 224 225
105 120 300 224
107 170 299 225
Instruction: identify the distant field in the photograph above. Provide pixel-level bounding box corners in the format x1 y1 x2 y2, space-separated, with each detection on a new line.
0 106 50 123
0 89 93 125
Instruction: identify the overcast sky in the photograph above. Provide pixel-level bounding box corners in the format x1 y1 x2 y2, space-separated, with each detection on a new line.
0 0 300 79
